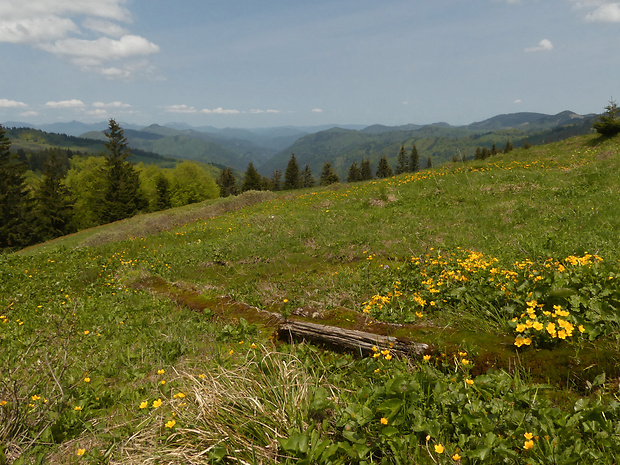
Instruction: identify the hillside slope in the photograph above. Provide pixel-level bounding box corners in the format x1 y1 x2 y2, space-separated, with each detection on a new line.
3 133 620 464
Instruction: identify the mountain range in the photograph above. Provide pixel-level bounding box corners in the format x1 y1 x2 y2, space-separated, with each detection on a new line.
3 110 597 177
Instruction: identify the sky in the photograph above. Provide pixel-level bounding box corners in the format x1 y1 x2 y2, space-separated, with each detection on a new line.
1 0 619 129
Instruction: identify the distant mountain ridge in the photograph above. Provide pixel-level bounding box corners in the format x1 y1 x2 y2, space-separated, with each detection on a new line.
3 110 598 175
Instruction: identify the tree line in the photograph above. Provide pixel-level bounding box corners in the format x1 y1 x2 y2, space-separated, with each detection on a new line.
0 120 220 250
217 144 430 198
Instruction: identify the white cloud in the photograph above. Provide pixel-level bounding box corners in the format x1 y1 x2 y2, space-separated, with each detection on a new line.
20 111 39 117
45 99 85 109
0 0 159 79
93 101 131 109
166 104 198 114
585 2 620 22
311 108 324 113
41 35 159 66
0 16 78 43
525 39 554 52
0 99 28 108
83 19 128 38
514 99 523 104
201 107 241 115
249 109 280 114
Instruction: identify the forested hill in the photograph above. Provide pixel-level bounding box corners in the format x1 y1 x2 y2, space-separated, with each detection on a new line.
5 127 180 170
260 111 598 178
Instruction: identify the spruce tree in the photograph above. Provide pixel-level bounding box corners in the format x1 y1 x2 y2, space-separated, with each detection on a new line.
360 159 373 180
301 164 315 188
218 167 238 197
375 156 393 178
426 157 433 169
320 162 340 185
0 125 32 248
283 154 301 190
593 99 620 136
270 170 282 191
100 119 146 223
395 145 408 174
347 161 361 183
241 162 263 191
409 145 419 172
33 151 74 241
153 173 172 210
504 140 513 153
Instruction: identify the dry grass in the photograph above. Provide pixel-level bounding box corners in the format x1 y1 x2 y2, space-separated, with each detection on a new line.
117 347 336 464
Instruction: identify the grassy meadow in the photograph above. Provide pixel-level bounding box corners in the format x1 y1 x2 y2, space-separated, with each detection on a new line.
2 133 620 464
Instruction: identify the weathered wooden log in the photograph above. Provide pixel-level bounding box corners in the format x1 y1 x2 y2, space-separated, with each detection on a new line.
279 320 429 357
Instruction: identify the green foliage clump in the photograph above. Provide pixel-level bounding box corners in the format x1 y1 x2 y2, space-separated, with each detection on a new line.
593 99 620 136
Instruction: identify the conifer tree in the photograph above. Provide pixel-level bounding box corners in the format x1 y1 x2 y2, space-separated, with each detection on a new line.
270 170 282 191
395 145 408 174
360 159 373 180
426 157 433 169
409 145 419 172
0 125 32 248
491 142 498 156
283 154 301 190
593 99 620 136
375 156 393 178
33 151 74 241
218 167 238 197
522 140 531 150
347 161 361 183
241 162 263 191
100 119 147 223
320 162 340 185
153 173 172 210
301 164 315 188
504 140 513 153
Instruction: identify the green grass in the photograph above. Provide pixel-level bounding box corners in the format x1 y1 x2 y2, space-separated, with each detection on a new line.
2 133 620 464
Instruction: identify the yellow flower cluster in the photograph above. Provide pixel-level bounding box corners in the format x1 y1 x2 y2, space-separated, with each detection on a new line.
513 302 584 347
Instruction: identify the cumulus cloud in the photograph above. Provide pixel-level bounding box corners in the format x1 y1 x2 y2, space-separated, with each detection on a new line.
41 35 159 66
45 99 86 109
0 99 28 108
166 104 198 114
93 101 131 109
585 2 620 22
0 0 159 78
525 39 554 52
201 107 241 115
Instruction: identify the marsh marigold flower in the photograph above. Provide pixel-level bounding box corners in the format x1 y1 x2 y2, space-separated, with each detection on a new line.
165 419 176 428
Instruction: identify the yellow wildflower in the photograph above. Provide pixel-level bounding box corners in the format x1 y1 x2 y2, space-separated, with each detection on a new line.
152 398 162 408
434 444 445 454
524 440 534 450
157 369 165 375
74 406 82 411
83 377 90 383
423 355 431 361
466 379 474 385
77 448 86 456
380 417 388 425
139 401 148 409
452 453 461 461
173 392 186 399
165 419 176 428
524 432 534 440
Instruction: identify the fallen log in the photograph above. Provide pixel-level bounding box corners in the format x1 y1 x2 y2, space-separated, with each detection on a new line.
279 320 429 357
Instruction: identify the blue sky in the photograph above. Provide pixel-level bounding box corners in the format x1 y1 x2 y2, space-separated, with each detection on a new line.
1 0 619 128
